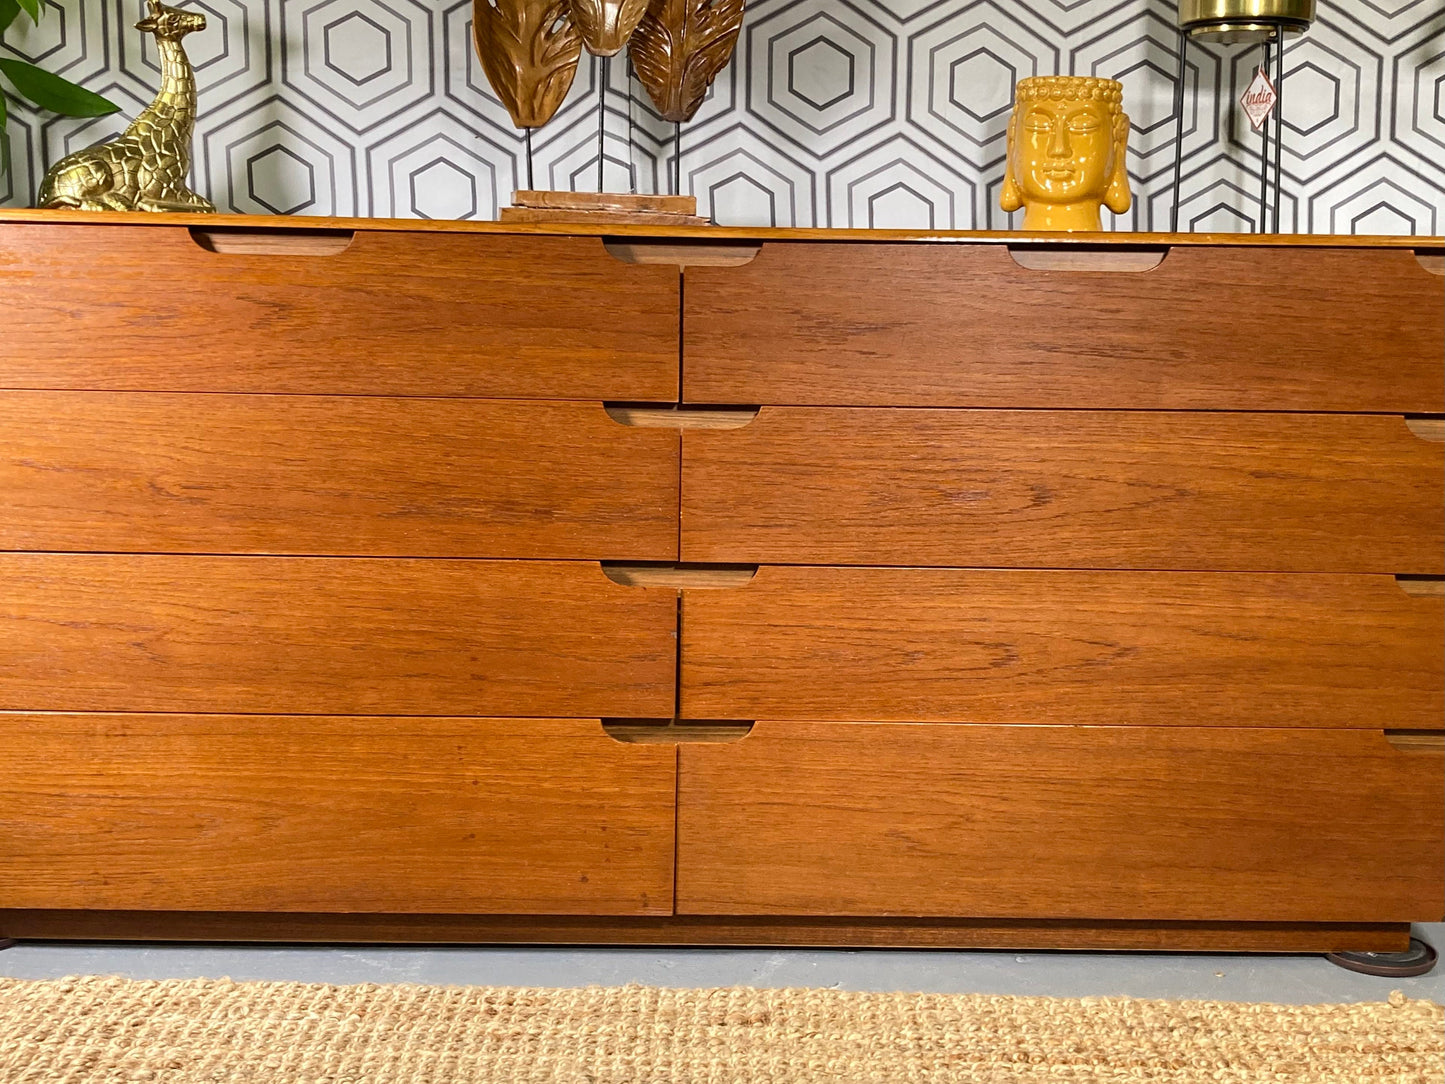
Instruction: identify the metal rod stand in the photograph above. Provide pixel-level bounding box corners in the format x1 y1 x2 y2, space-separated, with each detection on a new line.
1257 37 1273 234
598 56 609 192
626 67 636 193
672 123 683 196
1171 29 1189 233
1272 32 1286 233
524 127 534 191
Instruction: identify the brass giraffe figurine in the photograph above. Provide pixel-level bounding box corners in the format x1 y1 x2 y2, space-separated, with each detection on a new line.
38 0 215 213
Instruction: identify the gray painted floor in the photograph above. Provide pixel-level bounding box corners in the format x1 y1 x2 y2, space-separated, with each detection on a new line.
4 924 1442 1006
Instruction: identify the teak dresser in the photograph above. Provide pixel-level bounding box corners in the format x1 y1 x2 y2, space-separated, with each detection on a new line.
0 210 1441 954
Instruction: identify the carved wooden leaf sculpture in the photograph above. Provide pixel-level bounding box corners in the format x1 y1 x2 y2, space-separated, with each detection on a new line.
630 0 745 123
473 0 583 129
569 0 650 57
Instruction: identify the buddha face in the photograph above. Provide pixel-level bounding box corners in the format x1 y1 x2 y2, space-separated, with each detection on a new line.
1000 77 1132 231
1012 97 1117 204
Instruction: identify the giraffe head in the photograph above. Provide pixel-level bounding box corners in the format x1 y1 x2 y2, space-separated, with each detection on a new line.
135 0 206 40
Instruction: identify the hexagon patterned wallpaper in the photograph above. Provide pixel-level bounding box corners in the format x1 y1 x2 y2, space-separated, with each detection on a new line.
2 0 1441 232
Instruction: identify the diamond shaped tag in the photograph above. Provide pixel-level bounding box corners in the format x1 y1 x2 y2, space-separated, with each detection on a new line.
1240 65 1278 130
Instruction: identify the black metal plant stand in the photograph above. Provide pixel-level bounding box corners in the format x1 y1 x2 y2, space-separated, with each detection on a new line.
1170 23 1291 234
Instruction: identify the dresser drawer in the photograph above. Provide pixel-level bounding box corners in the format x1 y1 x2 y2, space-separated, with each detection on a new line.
680 567 1443 727
683 243 1444 411
0 714 675 914
0 393 678 560
682 409 1444 573
0 556 675 716
676 723 1445 921
0 224 678 399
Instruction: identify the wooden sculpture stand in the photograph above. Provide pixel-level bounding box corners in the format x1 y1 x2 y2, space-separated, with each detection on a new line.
0 209 1440 955
500 190 709 226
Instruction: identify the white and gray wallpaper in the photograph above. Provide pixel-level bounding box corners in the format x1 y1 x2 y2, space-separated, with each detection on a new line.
2 0 1442 232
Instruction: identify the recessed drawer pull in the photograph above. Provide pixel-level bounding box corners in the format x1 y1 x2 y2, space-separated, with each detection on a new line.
1007 246 1167 272
1396 576 1444 597
1405 416 1444 442
603 720 754 744
605 239 761 267
1385 731 1445 753
605 404 759 429
189 227 356 256
1416 251 1444 276
602 563 757 589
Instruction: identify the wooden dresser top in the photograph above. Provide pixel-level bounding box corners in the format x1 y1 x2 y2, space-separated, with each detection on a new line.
0 207 1438 248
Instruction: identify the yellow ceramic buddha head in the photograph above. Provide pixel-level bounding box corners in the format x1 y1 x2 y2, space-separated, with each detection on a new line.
1001 75 1131 232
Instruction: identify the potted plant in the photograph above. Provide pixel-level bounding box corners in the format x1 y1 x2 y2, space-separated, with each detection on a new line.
1 0 119 177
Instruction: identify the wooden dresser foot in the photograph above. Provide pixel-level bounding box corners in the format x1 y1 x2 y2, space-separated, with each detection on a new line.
1326 936 1437 977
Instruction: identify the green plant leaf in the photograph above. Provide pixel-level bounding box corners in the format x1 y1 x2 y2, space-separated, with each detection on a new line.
15 0 40 23
1 0 25 32
0 58 119 116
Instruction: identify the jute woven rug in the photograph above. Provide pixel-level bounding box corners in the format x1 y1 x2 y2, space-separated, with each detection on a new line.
0 976 1440 1083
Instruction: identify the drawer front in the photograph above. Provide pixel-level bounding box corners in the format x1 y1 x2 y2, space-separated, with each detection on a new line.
0 393 679 560
683 244 1445 411
0 225 678 399
680 567 1443 727
682 409 1444 573
0 556 675 716
676 723 1445 921
0 714 675 914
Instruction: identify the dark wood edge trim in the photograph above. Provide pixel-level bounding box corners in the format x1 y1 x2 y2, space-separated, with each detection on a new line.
0 912 1412 953
0 208 1437 248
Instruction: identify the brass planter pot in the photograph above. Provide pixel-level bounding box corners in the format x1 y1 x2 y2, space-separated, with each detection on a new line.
1179 0 1315 41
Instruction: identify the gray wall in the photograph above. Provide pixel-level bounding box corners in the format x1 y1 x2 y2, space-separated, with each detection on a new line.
2 0 1441 232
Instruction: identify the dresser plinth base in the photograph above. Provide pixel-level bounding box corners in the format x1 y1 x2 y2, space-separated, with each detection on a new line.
0 913 1412 954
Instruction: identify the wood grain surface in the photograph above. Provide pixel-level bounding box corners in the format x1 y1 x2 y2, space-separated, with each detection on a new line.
0 225 679 399
681 409 1445 573
0 911 1410 953
0 393 679 560
0 715 675 914
0 556 676 716
680 567 1444 727
682 244 1445 411
676 723 1445 921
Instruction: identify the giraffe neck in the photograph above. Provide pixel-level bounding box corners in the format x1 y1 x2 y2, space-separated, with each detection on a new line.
130 37 197 144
